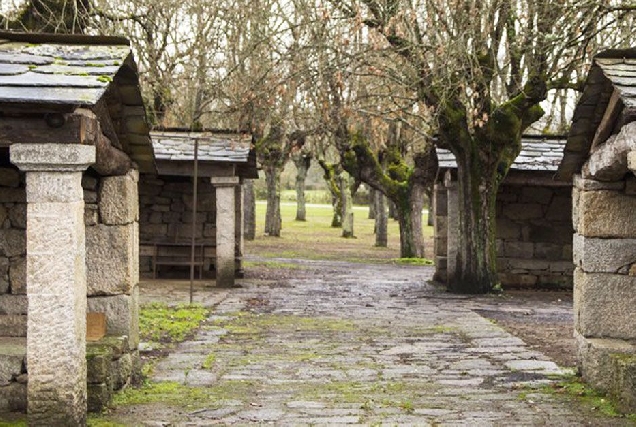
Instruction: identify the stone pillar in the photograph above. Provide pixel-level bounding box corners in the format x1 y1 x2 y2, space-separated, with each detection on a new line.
235 182 245 277
212 176 239 287
432 182 448 283
445 173 459 287
573 173 636 411
10 143 95 425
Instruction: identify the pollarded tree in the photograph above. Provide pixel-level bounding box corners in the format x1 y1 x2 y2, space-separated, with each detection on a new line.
328 0 633 292
296 0 437 257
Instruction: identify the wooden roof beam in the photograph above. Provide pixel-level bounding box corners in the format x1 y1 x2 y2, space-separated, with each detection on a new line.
0 110 99 147
590 88 624 151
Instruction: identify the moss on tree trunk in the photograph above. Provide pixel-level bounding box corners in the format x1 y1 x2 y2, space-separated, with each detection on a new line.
264 166 282 237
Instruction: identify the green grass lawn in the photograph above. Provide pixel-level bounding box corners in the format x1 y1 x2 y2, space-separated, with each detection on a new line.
245 200 434 263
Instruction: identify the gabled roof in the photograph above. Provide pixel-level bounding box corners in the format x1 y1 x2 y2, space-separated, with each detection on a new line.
437 135 566 172
151 130 251 162
0 31 154 173
557 48 636 180
0 32 131 107
150 130 258 179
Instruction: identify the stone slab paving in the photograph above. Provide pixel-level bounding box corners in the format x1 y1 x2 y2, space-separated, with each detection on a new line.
138 259 631 426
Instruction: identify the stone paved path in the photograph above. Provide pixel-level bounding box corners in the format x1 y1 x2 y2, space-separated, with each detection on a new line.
131 259 631 426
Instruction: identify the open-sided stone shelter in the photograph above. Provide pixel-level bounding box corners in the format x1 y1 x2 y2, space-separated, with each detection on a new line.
0 31 151 423
140 130 257 288
556 48 636 411
434 136 574 289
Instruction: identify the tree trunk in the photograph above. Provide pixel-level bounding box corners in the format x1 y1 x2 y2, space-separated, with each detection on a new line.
243 179 256 241
340 171 354 238
426 190 434 227
264 166 282 237
330 196 342 227
368 187 376 220
293 154 310 221
394 183 424 258
374 190 387 247
318 160 342 227
448 151 499 294
388 200 398 220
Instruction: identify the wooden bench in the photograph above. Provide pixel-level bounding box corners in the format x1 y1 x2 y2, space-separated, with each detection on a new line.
140 242 216 279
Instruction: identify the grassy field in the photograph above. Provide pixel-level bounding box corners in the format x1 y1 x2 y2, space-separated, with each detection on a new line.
245 200 434 263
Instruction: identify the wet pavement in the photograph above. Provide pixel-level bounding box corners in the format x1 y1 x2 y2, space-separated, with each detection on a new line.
126 258 630 426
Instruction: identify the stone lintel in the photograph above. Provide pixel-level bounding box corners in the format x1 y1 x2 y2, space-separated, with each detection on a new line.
573 174 625 191
211 176 240 187
10 143 95 173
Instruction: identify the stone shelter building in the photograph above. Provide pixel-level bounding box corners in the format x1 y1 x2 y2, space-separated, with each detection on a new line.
433 136 574 289
0 32 151 423
140 130 257 288
556 48 636 411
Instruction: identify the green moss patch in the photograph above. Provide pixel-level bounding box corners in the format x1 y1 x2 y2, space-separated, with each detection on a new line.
214 312 356 337
543 376 636 421
140 303 208 344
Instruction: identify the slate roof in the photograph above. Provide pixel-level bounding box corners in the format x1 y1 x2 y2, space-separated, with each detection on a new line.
150 130 258 179
0 32 134 108
437 136 566 171
151 131 252 163
0 31 154 173
557 48 636 180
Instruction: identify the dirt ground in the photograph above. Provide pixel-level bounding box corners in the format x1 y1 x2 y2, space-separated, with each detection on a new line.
471 291 577 368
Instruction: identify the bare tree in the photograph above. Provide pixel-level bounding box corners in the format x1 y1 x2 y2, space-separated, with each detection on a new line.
295 0 437 257
2 0 91 33
325 0 633 292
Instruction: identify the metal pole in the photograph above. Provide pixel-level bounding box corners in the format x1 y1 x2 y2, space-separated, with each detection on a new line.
189 138 199 304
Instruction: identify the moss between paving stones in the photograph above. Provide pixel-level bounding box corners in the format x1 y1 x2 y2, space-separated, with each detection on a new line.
538 375 636 421
111 379 256 409
213 312 357 335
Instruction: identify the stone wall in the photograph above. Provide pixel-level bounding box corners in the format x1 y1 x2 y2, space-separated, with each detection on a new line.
495 182 573 288
434 175 574 289
85 169 140 411
573 174 636 412
0 164 139 413
0 165 26 318
138 174 216 275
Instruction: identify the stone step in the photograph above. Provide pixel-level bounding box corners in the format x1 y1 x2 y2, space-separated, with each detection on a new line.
0 295 27 315
0 337 25 385
0 315 26 337
0 336 27 412
0 382 26 413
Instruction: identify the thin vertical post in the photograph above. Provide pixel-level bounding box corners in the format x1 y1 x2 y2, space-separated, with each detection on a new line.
189 138 199 304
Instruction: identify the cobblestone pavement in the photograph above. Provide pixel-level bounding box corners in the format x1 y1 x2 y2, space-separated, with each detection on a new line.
129 258 631 426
